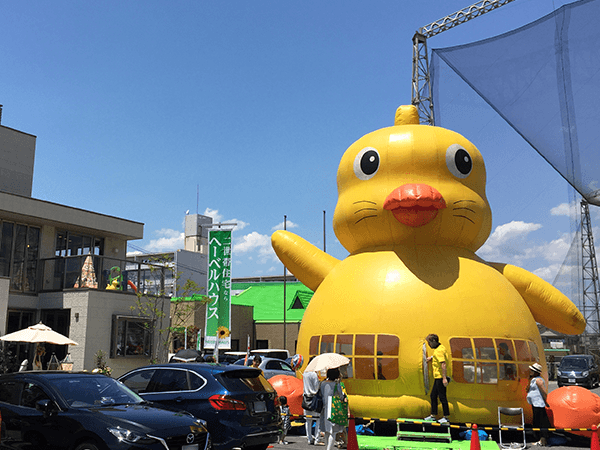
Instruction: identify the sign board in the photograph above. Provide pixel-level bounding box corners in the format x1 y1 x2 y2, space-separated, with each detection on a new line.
204 229 232 349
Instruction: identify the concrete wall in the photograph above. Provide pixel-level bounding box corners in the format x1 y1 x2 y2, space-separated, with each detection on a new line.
0 126 35 197
255 322 301 354
39 290 165 378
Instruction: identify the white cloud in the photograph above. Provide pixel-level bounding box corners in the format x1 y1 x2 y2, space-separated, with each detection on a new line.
233 231 279 264
203 208 223 222
550 202 572 217
203 208 248 230
231 219 249 231
145 228 184 252
530 233 573 263
271 220 299 231
234 232 270 254
478 220 542 262
533 264 563 282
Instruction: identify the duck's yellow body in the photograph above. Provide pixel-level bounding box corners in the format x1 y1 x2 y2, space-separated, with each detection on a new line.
272 106 585 424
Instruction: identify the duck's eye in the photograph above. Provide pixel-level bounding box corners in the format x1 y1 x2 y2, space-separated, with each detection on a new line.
446 144 472 179
354 147 380 180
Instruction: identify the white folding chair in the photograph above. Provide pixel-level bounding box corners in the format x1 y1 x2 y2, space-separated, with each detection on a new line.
498 407 526 449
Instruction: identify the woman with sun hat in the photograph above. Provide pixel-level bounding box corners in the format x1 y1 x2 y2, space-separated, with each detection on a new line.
526 362 549 446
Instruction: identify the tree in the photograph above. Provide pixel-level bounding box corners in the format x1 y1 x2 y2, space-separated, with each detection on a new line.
130 254 209 363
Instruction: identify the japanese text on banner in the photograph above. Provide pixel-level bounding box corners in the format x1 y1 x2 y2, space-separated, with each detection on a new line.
204 229 232 349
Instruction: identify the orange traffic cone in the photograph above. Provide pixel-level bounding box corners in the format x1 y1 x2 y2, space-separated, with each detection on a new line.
470 424 481 450
347 414 359 450
591 424 600 450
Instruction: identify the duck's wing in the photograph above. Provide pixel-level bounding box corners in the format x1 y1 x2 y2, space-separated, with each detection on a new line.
489 262 585 335
271 230 340 291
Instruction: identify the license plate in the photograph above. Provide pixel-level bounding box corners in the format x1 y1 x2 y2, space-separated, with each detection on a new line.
182 445 198 450
569 378 576 383
254 401 266 413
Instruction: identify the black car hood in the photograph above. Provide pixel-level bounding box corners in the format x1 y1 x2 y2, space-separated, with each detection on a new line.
83 403 197 433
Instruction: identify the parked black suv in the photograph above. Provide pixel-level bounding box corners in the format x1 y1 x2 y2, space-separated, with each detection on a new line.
119 363 280 450
556 354 600 389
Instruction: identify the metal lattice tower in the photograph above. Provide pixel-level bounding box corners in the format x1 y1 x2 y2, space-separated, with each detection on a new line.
581 201 600 351
411 0 516 125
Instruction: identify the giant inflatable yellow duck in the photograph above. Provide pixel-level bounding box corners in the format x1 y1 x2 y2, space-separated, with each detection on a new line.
272 106 585 425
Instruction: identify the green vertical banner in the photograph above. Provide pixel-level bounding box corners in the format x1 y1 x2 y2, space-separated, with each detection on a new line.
205 229 232 349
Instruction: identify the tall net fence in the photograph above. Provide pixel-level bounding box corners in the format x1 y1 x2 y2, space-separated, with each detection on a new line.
431 0 600 205
430 0 600 339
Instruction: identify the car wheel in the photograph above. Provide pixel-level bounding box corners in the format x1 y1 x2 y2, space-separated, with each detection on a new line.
74 441 103 450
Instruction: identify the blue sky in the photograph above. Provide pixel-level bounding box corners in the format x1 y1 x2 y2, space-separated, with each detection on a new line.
1 0 590 281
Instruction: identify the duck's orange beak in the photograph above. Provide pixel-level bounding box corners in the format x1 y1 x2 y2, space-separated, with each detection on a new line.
384 184 446 227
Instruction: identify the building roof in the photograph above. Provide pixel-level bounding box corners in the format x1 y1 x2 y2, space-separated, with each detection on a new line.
0 190 144 240
231 282 313 323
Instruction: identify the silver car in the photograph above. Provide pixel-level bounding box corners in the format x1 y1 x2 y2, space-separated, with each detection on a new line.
234 357 296 379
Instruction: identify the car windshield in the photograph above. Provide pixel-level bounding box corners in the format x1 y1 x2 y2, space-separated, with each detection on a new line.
560 358 588 370
52 376 144 408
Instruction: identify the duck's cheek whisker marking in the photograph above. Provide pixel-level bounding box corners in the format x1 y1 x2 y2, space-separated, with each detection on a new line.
354 208 377 215
453 214 475 224
453 207 476 214
355 215 378 224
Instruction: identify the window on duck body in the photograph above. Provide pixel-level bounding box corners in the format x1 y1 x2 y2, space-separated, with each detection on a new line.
450 337 538 384
320 335 334 354
308 334 399 380
496 339 516 381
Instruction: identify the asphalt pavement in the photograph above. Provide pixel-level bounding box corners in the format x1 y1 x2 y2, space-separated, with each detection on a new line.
270 382 599 450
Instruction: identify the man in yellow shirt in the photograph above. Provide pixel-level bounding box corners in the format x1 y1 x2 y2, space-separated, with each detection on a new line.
424 334 450 423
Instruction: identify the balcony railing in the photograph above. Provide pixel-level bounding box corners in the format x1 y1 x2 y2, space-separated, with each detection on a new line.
38 255 175 295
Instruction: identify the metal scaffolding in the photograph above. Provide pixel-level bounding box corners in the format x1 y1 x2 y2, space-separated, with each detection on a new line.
411 0 516 125
581 201 600 352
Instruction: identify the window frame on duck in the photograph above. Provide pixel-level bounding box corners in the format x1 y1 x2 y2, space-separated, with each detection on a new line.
308 333 400 381
449 337 538 385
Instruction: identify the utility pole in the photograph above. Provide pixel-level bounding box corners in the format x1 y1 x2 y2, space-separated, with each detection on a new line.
283 215 287 351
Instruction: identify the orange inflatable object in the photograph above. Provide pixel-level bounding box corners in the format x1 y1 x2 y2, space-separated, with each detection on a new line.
547 386 600 437
269 375 304 417
127 280 137 293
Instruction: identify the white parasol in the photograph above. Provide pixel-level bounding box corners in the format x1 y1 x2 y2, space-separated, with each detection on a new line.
0 322 78 346
305 352 350 373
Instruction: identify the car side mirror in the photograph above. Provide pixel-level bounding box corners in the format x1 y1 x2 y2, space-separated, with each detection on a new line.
36 399 57 417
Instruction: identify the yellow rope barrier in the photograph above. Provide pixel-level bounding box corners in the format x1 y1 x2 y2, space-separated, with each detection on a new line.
292 414 598 432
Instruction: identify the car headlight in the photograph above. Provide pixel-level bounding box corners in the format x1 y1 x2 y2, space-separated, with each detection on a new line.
192 419 208 434
583 371 590 377
557 369 562 376
108 427 158 445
